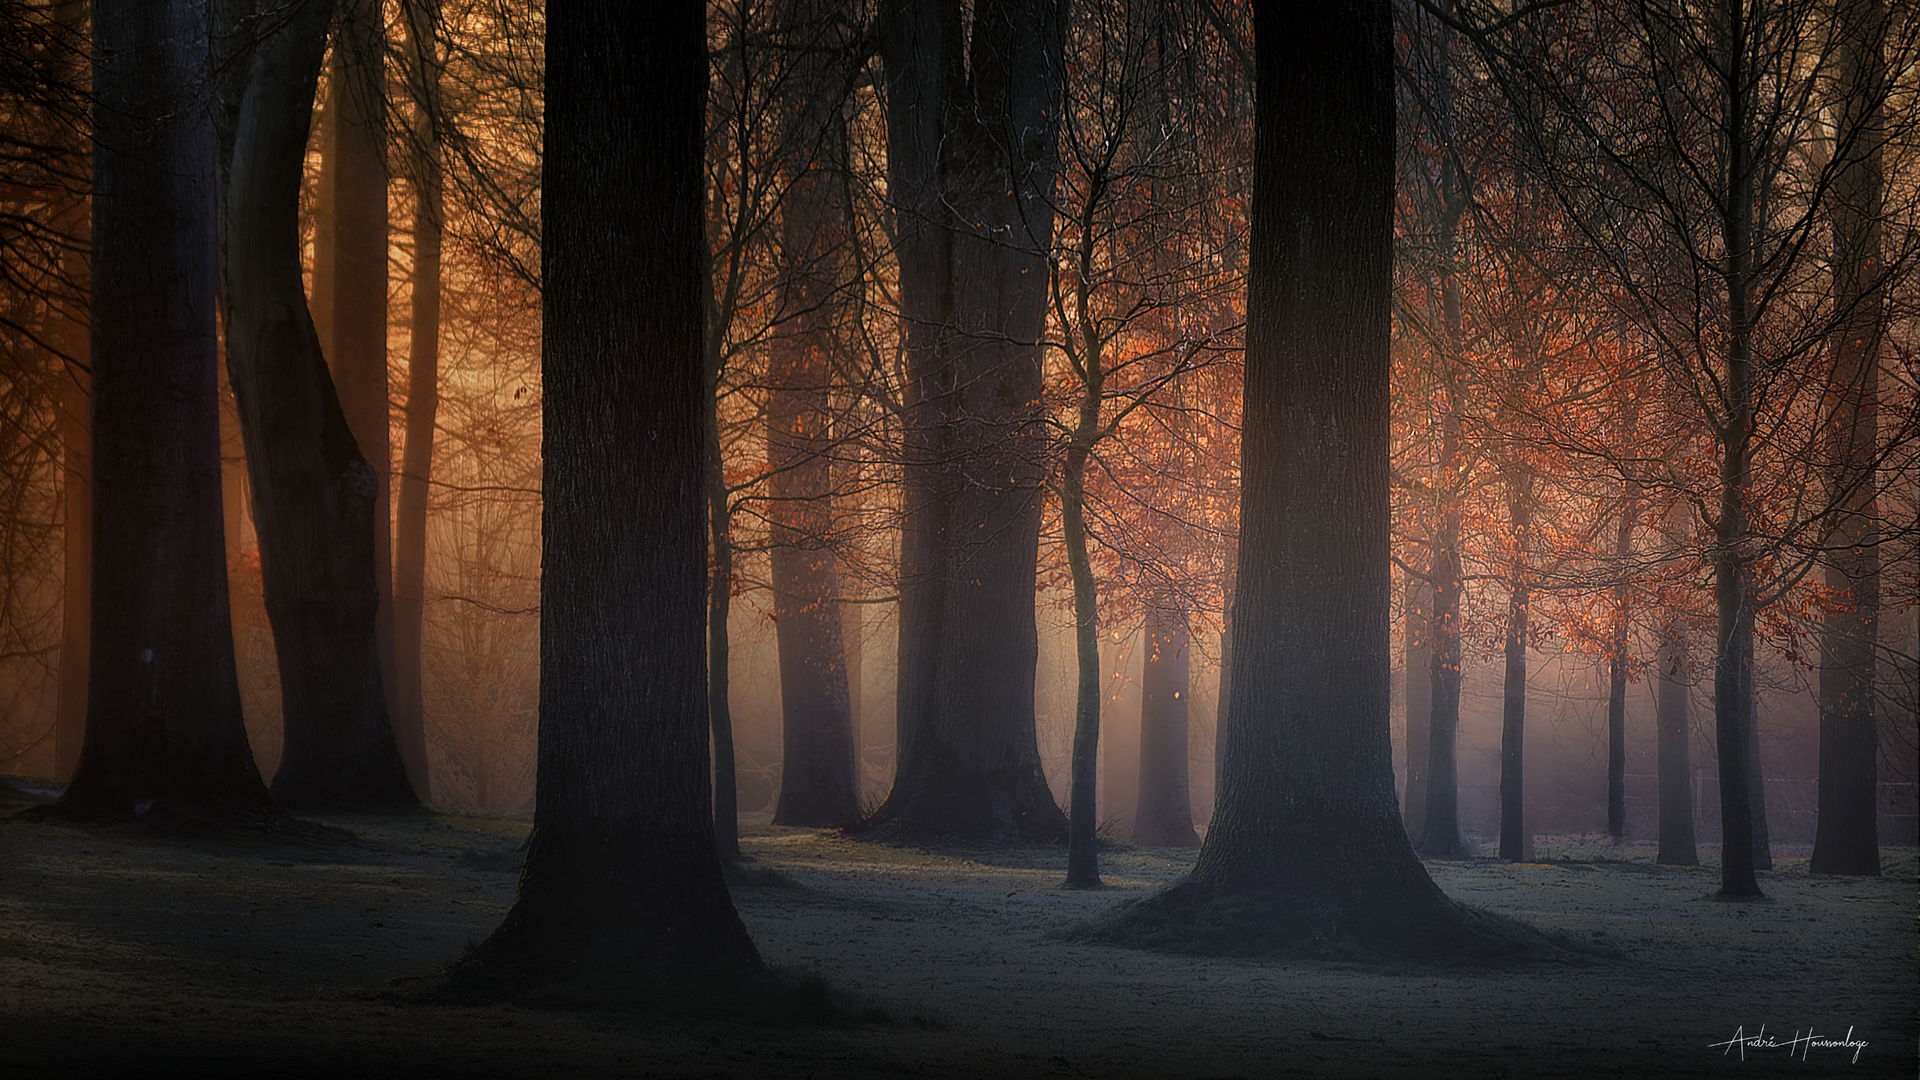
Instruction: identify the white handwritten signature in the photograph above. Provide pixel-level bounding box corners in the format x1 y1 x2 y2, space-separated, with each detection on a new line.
1709 1024 1867 1064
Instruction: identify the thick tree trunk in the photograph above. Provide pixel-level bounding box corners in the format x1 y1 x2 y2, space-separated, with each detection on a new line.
867 0 1068 841
768 73 857 829
1417 521 1464 856
1655 629 1698 866
391 0 443 803
1134 597 1199 848
222 0 415 810
329 0 405 775
1089 1 1536 961
59 0 274 816
453 0 765 992
1811 0 1885 878
1499 583 1529 861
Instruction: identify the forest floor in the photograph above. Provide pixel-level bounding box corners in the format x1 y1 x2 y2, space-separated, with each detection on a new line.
0 783 1914 1079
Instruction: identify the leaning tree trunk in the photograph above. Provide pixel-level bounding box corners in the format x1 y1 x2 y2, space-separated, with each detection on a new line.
391 0 444 803
1811 0 1884 878
866 0 1069 842
452 0 766 993
1655 626 1698 866
1133 596 1199 848
223 0 415 810
59 0 274 817
1089 0 1539 961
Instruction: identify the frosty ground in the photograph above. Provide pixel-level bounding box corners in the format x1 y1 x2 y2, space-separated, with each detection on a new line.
0 793 1913 1079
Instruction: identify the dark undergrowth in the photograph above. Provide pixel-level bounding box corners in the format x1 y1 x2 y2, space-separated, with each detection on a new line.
417 961 923 1028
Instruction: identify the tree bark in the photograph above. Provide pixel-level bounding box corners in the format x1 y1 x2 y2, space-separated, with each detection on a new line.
1090 1 1529 960
768 52 857 829
1498 584 1529 862
1417 515 1464 856
1655 627 1698 866
59 0 274 816
50 0 89 781
391 0 444 804
453 0 766 992
329 0 406 781
1811 0 1885 878
1402 577 1430 837
867 0 1068 841
222 0 415 809
1606 497 1637 842
1134 596 1199 848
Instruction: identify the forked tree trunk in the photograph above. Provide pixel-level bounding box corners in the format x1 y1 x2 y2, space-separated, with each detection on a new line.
1133 597 1199 848
1811 0 1885 878
60 0 273 816
392 0 444 803
453 0 765 992
222 0 414 809
867 0 1068 841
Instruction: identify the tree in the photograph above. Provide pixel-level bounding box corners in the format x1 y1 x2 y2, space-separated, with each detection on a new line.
58 0 273 816
1132 594 1199 847
222 0 416 809
391 0 445 804
1810 0 1887 878
452 0 765 992
1090 0 1536 959
865 0 1070 841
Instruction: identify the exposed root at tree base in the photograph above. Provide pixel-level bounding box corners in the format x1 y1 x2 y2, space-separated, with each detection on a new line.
1065 877 1608 967
422 960 913 1027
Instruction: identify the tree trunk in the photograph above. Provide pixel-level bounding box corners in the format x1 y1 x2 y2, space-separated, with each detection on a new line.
1134 596 1199 848
391 0 443 803
706 386 740 856
768 65 857 829
1606 498 1636 842
329 0 404 771
1655 628 1698 866
453 0 765 992
867 0 1068 841
1417 518 1464 856
59 0 274 816
50 0 89 781
1062 439 1102 885
1402 577 1430 837
1811 0 1885 878
1499 582 1529 861
222 0 415 810
1091 1 1526 960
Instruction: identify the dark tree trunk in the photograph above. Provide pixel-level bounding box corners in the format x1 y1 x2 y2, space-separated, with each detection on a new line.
1606 499 1636 843
1402 577 1430 837
1498 583 1529 861
51 0 89 781
1811 0 1885 879
1655 629 1698 866
867 0 1068 841
222 0 415 810
768 50 857 829
454 0 766 992
1417 521 1464 856
1061 435 1101 884
59 0 274 816
706 381 740 857
1133 597 1198 848
1091 1 1527 960
330 0 409 786
392 0 443 804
